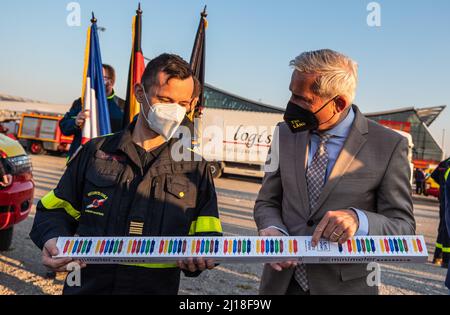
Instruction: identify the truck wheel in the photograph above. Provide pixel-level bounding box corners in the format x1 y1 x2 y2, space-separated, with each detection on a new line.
0 227 13 251
30 141 44 155
209 162 223 179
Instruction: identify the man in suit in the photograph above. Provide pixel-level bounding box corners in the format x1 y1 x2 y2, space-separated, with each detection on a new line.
254 49 416 295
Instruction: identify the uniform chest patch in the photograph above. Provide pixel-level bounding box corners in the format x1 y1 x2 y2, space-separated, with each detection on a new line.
87 198 107 209
86 191 109 210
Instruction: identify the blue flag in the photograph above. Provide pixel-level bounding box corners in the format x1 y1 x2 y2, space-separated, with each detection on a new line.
81 18 111 143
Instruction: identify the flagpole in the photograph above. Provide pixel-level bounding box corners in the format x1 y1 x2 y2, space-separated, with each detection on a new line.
123 3 146 128
82 12 111 143
188 7 209 152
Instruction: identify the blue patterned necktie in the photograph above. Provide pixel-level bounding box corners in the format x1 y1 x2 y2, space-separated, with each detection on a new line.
306 133 333 211
295 133 332 292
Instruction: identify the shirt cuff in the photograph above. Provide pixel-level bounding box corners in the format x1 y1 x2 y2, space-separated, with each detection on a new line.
350 208 369 236
263 226 290 236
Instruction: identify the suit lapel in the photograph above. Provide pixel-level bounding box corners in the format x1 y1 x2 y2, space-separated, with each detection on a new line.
309 106 369 217
295 131 310 217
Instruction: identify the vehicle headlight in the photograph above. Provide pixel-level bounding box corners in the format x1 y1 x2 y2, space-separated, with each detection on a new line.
5 155 33 175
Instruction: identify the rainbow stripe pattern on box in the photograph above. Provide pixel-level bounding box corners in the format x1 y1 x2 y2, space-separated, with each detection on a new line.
55 236 428 264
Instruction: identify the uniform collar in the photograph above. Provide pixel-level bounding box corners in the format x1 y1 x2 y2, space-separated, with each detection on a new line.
115 120 177 176
117 120 137 153
107 90 116 100
113 121 143 174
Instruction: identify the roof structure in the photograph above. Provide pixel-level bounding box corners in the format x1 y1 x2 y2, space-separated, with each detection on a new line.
204 84 284 113
365 105 446 127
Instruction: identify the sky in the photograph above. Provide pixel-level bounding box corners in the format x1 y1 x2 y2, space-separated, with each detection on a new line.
0 0 449 154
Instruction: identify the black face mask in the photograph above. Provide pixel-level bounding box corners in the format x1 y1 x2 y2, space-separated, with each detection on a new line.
283 96 338 133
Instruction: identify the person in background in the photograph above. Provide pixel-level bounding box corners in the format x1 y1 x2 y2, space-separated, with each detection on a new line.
415 168 426 195
60 64 125 159
0 157 11 188
444 163 450 293
432 158 450 268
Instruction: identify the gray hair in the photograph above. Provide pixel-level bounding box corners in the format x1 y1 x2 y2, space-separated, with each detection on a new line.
290 49 359 103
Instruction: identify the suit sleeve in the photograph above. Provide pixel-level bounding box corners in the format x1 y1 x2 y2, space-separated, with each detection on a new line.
359 137 416 235
29 144 91 250
59 98 82 136
253 125 289 233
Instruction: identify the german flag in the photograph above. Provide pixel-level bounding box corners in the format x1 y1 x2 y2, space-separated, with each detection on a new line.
123 3 146 128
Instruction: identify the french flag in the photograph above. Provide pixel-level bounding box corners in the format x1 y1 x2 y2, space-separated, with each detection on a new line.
81 14 111 144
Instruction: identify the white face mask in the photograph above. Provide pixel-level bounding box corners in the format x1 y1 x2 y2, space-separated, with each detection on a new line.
141 89 187 141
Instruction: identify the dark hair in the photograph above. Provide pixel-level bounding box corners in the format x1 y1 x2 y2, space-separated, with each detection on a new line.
142 53 200 98
102 64 116 83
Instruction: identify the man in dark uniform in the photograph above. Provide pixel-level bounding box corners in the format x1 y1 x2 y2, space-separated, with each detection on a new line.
444 165 450 292
432 158 450 268
30 54 222 295
60 64 125 158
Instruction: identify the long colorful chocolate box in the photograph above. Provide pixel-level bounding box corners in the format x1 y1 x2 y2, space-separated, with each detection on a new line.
54 235 428 264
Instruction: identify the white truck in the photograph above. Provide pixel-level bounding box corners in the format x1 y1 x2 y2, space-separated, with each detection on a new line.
198 108 283 178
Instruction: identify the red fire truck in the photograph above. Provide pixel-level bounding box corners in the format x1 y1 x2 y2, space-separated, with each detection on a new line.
17 111 73 155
